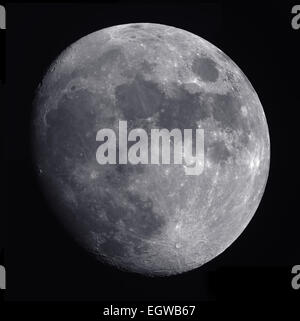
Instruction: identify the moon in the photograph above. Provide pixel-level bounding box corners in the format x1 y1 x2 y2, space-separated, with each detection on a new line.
32 23 270 276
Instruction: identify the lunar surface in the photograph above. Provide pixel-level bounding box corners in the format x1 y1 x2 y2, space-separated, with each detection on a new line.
32 23 270 276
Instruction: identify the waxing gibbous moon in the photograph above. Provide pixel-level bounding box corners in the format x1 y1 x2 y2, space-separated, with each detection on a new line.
32 23 270 276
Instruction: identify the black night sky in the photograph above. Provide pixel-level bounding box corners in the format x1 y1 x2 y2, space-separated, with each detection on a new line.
1 1 299 311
